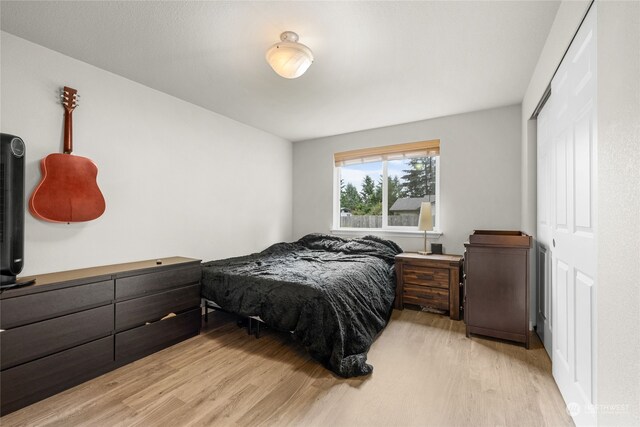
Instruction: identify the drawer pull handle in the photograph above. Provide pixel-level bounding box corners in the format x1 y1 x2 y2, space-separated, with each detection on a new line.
417 274 434 281
145 312 177 325
161 312 177 321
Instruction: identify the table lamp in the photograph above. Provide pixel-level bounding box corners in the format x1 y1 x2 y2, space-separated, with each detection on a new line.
418 202 433 255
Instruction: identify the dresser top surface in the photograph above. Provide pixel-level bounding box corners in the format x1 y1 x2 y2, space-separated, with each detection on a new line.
466 230 532 248
3 257 201 299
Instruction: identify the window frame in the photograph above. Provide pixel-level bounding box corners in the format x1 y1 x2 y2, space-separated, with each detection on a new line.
332 153 441 234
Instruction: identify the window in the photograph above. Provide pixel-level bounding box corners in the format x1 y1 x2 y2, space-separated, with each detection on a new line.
334 140 440 231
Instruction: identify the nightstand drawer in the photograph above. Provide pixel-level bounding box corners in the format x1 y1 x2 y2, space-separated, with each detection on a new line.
402 265 449 289
403 284 449 310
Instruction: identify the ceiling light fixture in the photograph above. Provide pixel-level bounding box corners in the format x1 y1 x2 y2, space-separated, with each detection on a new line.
265 31 314 79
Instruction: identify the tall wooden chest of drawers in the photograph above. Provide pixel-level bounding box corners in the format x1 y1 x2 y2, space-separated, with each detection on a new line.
0 257 201 415
464 230 532 348
394 253 464 320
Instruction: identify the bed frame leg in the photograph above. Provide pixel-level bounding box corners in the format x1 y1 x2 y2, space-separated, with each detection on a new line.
255 321 260 339
247 317 252 335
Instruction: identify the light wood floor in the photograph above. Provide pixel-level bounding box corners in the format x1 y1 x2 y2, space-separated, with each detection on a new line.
1 310 573 427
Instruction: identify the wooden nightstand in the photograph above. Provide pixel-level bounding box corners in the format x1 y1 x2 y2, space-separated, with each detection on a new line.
394 253 464 320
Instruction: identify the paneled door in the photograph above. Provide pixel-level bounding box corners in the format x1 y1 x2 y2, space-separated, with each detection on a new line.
537 93 553 356
538 6 597 426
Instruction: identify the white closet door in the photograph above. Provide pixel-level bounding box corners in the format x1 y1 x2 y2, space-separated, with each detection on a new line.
536 97 553 356
536 93 554 357
541 6 598 426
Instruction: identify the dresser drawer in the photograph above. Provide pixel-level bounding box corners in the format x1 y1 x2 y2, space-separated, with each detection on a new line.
0 304 114 370
115 308 200 363
115 284 200 331
0 280 114 330
402 264 449 289
116 265 201 300
0 336 114 415
403 284 449 310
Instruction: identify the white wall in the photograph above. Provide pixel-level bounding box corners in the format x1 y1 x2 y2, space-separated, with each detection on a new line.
1 32 292 276
596 1 640 425
293 105 522 255
521 1 640 423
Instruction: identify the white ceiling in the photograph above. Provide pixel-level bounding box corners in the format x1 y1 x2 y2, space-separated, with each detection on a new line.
0 1 559 142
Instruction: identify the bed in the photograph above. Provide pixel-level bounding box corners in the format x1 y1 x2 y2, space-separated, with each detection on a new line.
201 233 402 377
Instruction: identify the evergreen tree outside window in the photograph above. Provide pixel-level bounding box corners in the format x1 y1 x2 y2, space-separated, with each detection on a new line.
334 140 439 230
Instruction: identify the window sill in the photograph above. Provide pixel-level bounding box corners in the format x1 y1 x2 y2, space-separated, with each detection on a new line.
330 228 443 239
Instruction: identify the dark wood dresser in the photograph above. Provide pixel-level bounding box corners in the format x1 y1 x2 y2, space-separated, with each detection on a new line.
464 230 532 348
0 257 201 415
394 253 464 320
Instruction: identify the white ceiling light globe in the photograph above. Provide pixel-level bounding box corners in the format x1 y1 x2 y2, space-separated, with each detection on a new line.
266 31 314 79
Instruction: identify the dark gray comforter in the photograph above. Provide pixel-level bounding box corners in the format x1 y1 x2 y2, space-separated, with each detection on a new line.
201 233 402 377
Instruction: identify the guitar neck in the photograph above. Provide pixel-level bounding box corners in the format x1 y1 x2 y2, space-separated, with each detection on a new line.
63 109 73 154
61 86 78 155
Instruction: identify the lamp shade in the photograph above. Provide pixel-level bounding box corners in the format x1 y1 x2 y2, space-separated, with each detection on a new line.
266 31 313 79
418 202 433 231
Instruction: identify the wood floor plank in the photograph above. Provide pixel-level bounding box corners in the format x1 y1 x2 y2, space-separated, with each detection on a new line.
0 310 573 427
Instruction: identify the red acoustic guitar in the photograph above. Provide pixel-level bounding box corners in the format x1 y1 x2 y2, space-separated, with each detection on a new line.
29 86 106 223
